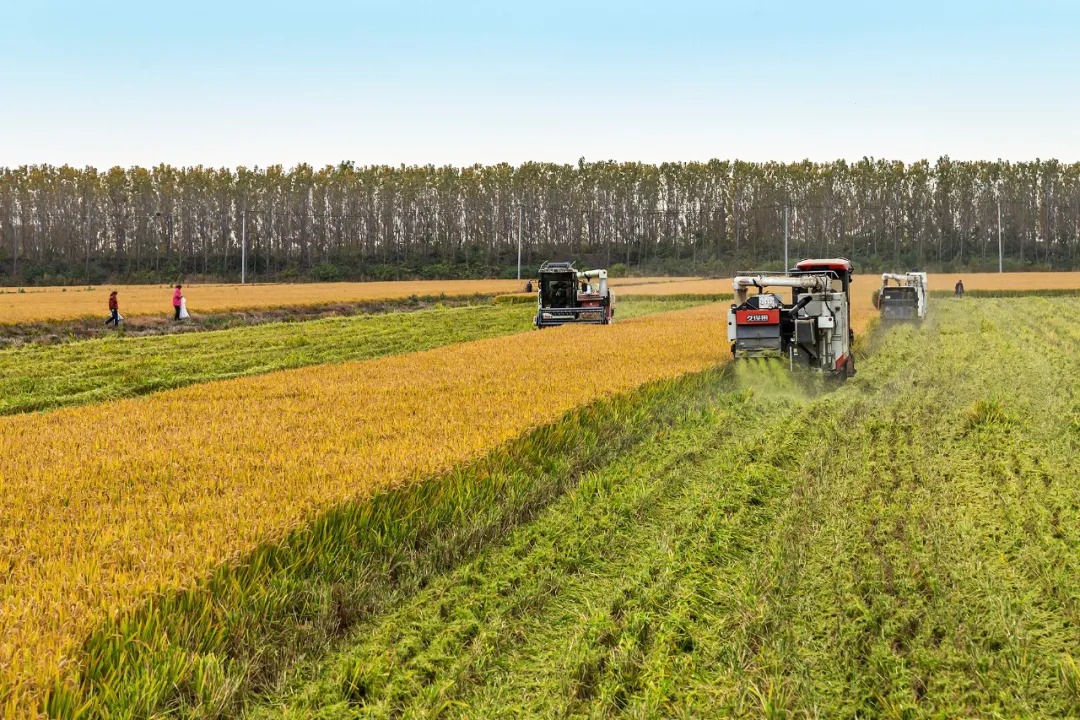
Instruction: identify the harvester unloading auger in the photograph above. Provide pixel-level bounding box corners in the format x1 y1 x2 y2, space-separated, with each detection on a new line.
534 261 615 328
727 258 856 379
877 271 928 322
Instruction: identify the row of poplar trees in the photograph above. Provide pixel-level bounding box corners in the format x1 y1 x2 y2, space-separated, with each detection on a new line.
2 157 1078 284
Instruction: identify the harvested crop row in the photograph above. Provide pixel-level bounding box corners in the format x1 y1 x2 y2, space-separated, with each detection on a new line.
244 298 1080 719
0 277 690 324
0 303 726 716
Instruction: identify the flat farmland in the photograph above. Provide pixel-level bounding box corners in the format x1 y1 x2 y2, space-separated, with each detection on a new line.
246 297 1080 719
0 277 696 324
3 273 1076 325
0 302 725 715
922 270 1080 291
0 298 695 415
0 282 1077 718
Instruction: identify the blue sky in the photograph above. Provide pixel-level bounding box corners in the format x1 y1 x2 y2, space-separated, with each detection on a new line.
2 0 1078 167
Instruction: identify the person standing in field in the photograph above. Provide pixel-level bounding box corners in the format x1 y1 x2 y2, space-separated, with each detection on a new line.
105 291 121 327
172 284 184 320
955 279 965 297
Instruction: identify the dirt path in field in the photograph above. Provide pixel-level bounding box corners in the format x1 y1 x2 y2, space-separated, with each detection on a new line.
0 295 494 347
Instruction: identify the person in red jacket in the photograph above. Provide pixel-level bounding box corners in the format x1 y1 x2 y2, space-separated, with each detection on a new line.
105 291 121 327
172 284 183 320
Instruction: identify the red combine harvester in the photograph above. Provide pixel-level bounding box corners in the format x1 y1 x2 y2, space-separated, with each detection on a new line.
534 261 615 328
726 258 856 379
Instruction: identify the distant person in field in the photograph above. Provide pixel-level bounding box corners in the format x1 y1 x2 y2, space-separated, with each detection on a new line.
955 279 965 297
172 284 184 320
105 291 120 327
525 280 533 293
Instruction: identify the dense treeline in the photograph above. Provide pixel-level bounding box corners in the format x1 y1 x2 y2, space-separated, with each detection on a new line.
1 158 1078 285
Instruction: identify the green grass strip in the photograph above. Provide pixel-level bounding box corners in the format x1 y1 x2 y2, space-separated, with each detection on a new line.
0 298 694 416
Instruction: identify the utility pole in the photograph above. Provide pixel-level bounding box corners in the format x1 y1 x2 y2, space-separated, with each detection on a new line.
996 196 1003 273
516 205 523 281
783 205 790 270
241 209 247 284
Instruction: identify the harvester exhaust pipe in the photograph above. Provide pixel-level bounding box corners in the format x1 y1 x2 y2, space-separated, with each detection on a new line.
788 295 813 317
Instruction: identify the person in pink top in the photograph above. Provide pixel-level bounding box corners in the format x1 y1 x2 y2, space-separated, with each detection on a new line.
172 284 183 320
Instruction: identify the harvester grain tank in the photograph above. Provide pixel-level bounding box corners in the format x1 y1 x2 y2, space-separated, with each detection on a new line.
534 261 615 328
727 258 856 379
877 271 928 322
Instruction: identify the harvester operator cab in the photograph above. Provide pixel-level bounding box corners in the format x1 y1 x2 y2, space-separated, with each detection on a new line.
539 263 578 309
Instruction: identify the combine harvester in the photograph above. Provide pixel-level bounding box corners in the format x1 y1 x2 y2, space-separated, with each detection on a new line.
877 271 928 322
727 258 856 379
534 261 615 328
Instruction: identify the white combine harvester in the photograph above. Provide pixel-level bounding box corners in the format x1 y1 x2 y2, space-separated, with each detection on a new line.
727 258 856 379
877 271 928 322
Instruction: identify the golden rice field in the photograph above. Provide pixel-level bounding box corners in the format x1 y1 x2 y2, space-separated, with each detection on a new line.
0 303 724 714
848 298 878 335
921 271 1080 291
0 280 522 323
0 277 695 324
